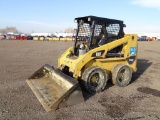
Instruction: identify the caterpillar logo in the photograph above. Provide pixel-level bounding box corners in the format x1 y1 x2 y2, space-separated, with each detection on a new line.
91 50 105 57
96 52 102 56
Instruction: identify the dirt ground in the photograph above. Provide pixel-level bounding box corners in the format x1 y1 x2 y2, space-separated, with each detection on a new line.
0 40 160 120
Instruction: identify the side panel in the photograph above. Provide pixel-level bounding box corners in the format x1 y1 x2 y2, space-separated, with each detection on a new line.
124 34 138 72
58 34 137 79
80 34 138 75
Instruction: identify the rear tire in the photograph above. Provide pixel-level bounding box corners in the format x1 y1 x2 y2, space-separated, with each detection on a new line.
112 64 132 87
82 66 108 94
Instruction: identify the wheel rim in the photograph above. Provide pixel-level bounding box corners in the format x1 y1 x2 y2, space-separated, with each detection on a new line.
82 67 107 94
90 73 100 88
117 67 130 83
118 68 125 82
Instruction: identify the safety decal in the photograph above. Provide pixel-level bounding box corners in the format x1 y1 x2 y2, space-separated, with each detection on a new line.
130 47 136 55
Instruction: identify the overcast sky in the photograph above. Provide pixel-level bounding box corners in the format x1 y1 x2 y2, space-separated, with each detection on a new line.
0 0 159 34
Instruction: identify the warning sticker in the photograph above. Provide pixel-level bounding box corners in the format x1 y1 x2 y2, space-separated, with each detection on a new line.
130 47 136 55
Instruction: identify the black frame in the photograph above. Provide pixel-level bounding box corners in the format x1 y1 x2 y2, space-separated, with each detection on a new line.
73 16 125 55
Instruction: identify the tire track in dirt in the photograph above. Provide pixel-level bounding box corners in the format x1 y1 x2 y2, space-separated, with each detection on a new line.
98 93 147 119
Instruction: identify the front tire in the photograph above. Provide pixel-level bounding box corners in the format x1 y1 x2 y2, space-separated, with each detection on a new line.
112 64 132 87
82 66 108 94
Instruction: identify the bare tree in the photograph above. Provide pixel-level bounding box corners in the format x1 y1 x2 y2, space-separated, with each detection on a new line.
64 28 75 33
0 26 19 34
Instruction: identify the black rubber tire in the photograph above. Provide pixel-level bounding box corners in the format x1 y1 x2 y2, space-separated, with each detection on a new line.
112 64 132 87
82 66 108 94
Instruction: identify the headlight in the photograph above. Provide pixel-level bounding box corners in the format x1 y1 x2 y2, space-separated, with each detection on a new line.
74 20 77 23
88 17 91 21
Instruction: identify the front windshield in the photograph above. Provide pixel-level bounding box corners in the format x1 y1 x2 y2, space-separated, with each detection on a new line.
75 23 103 47
75 22 121 50
76 23 91 44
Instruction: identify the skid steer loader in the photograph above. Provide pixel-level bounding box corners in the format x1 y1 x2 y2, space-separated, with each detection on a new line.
26 16 138 112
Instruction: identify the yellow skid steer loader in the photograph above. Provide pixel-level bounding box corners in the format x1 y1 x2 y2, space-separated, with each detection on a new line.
26 16 138 112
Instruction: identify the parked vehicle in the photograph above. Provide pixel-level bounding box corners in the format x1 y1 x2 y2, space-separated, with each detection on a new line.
22 36 28 40
53 37 59 41
39 36 45 41
10 35 15 40
6 33 14 40
157 36 160 41
4 34 6 39
147 37 155 41
152 37 156 41
138 36 147 41
33 36 39 40
0 35 4 40
45 36 53 41
15 35 21 40
27 36 33 40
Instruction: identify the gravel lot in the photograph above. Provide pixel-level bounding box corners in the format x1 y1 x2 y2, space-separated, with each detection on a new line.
0 40 160 120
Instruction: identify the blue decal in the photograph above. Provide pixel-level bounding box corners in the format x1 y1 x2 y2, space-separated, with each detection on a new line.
130 47 136 55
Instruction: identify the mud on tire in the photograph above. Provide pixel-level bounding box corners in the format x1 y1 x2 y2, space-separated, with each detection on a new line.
82 66 108 94
112 64 132 87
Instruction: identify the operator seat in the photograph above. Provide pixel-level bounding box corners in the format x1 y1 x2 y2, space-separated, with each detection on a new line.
98 34 106 46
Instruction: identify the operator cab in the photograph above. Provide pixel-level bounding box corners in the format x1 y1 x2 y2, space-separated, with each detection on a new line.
73 16 126 56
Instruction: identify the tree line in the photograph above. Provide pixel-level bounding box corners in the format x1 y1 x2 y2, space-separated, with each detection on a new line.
0 26 20 34
0 26 75 34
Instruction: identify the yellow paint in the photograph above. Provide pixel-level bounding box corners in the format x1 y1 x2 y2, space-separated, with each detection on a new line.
58 34 138 80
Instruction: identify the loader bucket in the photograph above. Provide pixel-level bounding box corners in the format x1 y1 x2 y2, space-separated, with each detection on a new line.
26 64 84 112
